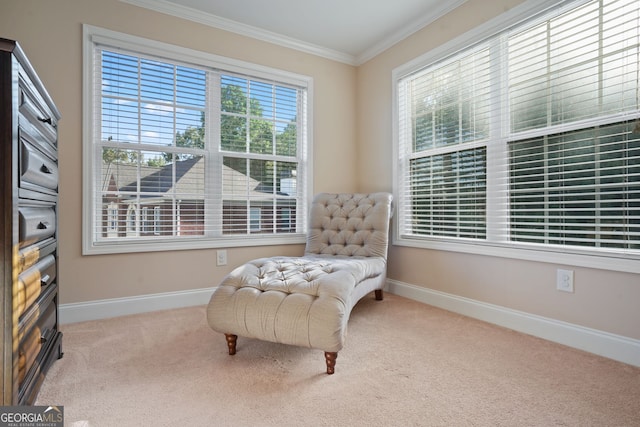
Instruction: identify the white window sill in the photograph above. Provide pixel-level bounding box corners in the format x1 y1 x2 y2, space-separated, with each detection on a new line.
393 235 640 274
83 234 307 255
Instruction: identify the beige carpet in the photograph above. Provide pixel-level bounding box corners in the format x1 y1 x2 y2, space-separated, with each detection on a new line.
36 294 640 426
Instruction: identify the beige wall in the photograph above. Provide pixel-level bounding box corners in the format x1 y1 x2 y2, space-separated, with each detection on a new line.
2 0 358 303
357 0 640 340
3 0 639 342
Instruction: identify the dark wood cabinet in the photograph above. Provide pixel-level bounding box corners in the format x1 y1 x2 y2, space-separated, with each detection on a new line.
1 37 63 405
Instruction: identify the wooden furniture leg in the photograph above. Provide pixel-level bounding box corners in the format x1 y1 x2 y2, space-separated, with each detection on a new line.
225 334 237 355
324 351 338 375
375 289 383 301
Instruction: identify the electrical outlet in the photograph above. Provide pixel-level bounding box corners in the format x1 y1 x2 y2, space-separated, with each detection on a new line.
216 249 227 266
556 269 574 293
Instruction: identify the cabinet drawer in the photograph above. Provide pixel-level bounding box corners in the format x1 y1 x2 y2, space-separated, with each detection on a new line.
20 139 58 192
15 254 56 317
18 283 57 341
18 238 56 273
18 292 58 390
37 300 57 344
21 254 56 288
19 112 57 162
19 206 56 247
18 70 57 148
18 296 58 389
18 326 42 385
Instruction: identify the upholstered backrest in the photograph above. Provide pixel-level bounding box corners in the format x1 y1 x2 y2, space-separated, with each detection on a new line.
304 193 393 259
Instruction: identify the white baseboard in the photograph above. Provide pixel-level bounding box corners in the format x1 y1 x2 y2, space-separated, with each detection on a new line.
60 282 640 368
59 287 215 324
386 279 640 368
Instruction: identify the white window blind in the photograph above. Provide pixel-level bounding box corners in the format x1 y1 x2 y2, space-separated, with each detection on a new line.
400 46 492 240
83 26 311 254
395 0 640 263
507 0 640 251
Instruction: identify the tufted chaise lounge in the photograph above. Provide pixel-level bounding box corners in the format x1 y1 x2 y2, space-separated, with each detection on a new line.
206 192 393 374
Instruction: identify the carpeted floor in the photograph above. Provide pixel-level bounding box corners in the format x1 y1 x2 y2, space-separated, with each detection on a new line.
36 293 640 426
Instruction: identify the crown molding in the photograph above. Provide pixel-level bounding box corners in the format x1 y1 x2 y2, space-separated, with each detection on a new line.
120 0 471 66
356 0 468 65
120 0 358 65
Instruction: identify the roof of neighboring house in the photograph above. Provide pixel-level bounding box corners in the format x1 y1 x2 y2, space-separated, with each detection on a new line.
102 156 274 201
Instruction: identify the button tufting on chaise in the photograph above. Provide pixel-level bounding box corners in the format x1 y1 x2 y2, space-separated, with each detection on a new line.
206 192 393 375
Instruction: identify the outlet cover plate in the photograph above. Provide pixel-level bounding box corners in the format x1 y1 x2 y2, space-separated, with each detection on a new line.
216 249 227 266
556 269 574 293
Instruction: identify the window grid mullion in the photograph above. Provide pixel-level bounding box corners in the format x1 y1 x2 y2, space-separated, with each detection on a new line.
206 72 221 238
135 56 142 237
488 35 507 242
596 130 602 247
544 135 550 245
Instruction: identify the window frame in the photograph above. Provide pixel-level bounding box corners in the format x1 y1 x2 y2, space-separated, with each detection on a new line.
82 25 314 255
392 0 640 274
